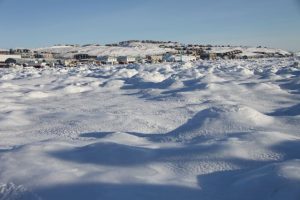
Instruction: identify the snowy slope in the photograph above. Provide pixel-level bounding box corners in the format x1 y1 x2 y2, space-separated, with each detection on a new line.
32 42 292 59
34 42 176 58
0 57 300 199
209 46 291 57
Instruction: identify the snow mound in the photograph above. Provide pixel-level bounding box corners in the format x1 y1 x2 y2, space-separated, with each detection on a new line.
112 68 138 78
234 66 254 76
230 160 300 200
0 74 16 80
62 85 93 94
25 91 51 99
102 80 125 89
136 72 167 83
167 104 274 141
0 83 20 90
0 183 40 200
52 142 154 166
0 110 31 128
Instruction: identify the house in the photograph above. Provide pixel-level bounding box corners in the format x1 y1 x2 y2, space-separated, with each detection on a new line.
74 54 89 60
216 50 243 59
10 49 34 58
0 49 9 55
164 54 197 62
117 56 136 64
13 49 31 54
35 52 54 59
0 54 22 67
236 54 263 59
200 53 217 60
52 52 63 59
0 49 9 56
135 56 147 64
97 56 118 64
181 55 197 62
146 55 163 63
61 59 77 67
187 48 204 56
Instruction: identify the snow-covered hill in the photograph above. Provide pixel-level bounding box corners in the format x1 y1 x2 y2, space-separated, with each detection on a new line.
34 42 176 58
209 46 291 57
33 41 292 58
0 57 300 199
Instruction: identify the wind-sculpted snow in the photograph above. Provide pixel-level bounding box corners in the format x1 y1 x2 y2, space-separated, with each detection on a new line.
0 58 300 200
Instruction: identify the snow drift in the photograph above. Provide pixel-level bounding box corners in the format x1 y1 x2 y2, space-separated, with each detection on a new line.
0 57 300 200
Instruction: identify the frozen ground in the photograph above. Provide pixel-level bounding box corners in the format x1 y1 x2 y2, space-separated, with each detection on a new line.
0 58 300 200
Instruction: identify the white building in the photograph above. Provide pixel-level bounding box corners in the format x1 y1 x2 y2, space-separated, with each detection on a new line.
97 56 117 64
0 54 22 63
164 54 196 63
117 56 136 64
0 49 10 54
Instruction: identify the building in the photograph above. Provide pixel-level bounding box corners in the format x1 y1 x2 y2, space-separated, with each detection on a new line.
13 49 31 54
164 54 197 62
74 54 89 60
8 49 34 59
135 56 146 64
52 52 63 59
182 55 197 62
185 48 204 56
35 52 54 59
0 49 10 55
117 56 136 64
146 55 163 63
63 59 78 67
73 53 97 60
97 56 118 64
0 54 22 67
216 50 243 59
235 54 263 59
200 53 217 60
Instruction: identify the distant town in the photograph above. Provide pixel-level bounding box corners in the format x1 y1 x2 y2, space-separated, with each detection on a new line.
0 40 295 68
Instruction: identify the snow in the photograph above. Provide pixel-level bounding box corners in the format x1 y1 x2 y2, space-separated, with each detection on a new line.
209 46 291 57
0 57 300 200
34 42 176 58
34 42 292 59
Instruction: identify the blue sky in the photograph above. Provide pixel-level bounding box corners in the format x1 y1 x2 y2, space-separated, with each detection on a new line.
0 0 299 51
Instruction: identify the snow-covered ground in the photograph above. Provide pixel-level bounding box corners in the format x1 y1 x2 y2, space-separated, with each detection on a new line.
0 57 300 200
34 42 292 58
209 46 291 57
34 42 176 58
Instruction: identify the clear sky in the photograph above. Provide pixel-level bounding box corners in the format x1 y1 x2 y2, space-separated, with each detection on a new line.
0 0 299 51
